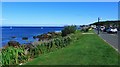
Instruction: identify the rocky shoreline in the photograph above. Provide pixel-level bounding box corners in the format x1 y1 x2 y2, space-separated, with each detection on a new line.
2 31 62 49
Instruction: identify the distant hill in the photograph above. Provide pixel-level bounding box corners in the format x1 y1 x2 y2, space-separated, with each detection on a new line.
90 20 120 28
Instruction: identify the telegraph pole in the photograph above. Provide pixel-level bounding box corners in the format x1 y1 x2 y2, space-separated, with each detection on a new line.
98 17 100 34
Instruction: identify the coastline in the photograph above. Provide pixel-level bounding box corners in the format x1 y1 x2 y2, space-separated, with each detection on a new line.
1 29 62 49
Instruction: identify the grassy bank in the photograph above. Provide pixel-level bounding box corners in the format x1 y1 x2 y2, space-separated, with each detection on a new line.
25 30 120 65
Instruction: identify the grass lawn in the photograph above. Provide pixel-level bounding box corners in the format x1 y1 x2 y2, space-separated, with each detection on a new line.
25 30 120 65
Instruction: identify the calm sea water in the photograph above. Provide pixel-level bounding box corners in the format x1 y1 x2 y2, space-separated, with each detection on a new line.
2 26 63 47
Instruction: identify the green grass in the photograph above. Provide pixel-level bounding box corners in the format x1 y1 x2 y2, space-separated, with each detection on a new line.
25 30 120 65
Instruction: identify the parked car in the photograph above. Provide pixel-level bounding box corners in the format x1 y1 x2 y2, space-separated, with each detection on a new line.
106 28 118 33
103 28 109 32
100 26 105 32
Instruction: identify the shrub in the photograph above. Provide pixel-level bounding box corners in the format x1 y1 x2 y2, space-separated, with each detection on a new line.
54 38 60 48
81 27 89 32
66 36 72 44
62 25 76 37
2 46 25 65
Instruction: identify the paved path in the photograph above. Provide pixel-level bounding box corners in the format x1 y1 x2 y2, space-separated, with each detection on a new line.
94 30 119 52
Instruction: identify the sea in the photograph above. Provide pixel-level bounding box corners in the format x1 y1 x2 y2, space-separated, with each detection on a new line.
1 26 64 47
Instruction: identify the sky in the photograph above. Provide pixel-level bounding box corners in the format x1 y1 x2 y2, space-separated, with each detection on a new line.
2 2 118 26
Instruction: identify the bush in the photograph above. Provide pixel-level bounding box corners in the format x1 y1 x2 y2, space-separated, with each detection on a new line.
2 46 25 65
81 27 89 32
54 38 60 48
62 25 76 37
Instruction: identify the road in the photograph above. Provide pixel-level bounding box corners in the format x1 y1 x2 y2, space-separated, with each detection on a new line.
94 30 119 52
